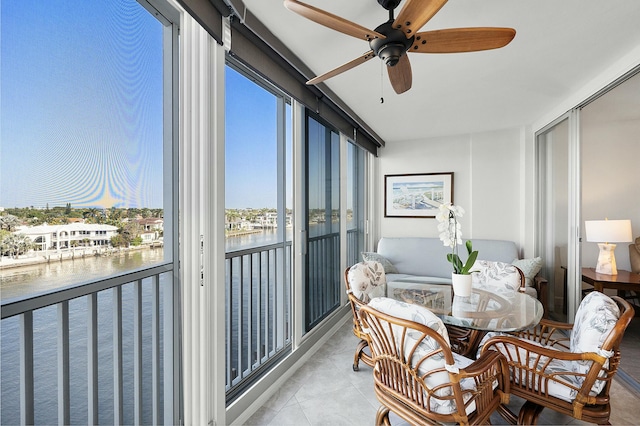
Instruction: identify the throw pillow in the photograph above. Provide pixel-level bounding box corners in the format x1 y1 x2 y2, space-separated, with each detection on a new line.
361 252 399 274
347 261 386 303
471 260 521 293
512 257 543 288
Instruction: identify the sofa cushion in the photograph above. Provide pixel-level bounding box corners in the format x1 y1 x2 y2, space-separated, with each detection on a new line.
361 252 399 274
386 274 452 285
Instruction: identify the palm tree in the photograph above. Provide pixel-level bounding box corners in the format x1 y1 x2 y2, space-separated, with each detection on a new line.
0 233 33 258
0 214 21 232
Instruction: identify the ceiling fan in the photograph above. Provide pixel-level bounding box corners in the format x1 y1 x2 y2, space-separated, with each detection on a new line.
283 0 516 94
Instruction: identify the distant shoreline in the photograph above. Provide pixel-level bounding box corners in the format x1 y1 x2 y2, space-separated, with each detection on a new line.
0 245 159 271
226 229 263 237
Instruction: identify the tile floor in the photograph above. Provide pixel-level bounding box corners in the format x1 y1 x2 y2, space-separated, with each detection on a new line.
246 318 640 425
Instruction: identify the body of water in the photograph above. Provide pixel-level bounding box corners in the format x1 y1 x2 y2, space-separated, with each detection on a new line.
1 248 169 425
1 224 348 423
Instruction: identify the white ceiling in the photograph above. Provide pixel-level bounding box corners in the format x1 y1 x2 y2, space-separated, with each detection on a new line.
241 0 640 143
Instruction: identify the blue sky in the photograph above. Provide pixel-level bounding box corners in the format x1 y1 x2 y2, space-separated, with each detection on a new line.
225 67 293 209
1 0 310 212
1 0 164 209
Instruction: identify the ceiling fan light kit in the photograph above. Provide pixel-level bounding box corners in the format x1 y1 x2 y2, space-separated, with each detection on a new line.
283 0 516 95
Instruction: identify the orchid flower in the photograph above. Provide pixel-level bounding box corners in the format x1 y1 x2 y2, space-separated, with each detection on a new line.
435 203 478 274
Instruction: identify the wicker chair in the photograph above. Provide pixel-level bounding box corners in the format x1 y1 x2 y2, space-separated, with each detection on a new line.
360 298 510 426
480 291 634 425
344 261 387 371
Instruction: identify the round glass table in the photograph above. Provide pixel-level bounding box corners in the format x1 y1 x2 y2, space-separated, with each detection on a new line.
386 280 544 333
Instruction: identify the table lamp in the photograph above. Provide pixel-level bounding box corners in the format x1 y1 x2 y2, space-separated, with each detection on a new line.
585 219 633 275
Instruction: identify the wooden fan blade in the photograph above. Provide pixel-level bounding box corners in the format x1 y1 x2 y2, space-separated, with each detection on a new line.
307 51 376 85
387 54 412 94
410 27 516 53
393 0 448 36
284 0 385 41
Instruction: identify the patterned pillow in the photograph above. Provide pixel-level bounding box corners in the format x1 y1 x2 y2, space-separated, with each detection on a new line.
570 291 620 354
361 252 399 274
347 261 386 303
512 257 543 288
570 291 620 396
471 260 521 293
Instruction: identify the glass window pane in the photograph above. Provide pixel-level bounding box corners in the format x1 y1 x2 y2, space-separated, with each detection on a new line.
347 141 366 266
1 0 168 298
224 64 292 401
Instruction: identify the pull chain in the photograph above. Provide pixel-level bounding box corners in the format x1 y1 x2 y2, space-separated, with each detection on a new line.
380 60 384 104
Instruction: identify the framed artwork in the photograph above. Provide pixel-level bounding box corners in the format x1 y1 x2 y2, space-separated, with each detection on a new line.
384 172 453 218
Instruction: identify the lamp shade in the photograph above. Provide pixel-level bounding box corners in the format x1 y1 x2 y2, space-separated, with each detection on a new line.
585 219 633 243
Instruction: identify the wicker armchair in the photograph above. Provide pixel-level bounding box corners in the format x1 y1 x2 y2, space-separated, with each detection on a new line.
344 261 387 371
480 292 634 425
360 298 510 426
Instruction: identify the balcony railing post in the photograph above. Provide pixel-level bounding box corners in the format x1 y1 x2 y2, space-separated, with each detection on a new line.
58 300 70 425
152 275 161 425
134 280 143 425
87 293 99 425
113 286 123 425
20 311 34 425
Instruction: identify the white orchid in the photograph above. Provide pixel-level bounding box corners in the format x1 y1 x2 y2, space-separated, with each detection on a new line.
435 203 478 274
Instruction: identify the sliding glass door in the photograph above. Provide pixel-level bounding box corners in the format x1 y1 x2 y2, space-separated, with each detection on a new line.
304 113 341 332
346 140 366 267
537 117 570 321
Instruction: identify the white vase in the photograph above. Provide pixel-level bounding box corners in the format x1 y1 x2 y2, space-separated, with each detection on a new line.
451 273 473 297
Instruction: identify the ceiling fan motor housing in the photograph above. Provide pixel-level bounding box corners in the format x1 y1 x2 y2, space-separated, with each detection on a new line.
369 21 414 66
377 0 402 10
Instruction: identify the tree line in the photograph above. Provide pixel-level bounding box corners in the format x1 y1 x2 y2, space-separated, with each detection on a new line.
0 206 163 257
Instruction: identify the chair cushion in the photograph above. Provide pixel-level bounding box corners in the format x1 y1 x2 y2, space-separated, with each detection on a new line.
471 260 521 294
477 333 581 402
361 252 399 274
570 291 620 354
368 297 449 344
368 298 484 416
512 257 543 288
347 261 387 303
480 291 621 404
569 291 620 396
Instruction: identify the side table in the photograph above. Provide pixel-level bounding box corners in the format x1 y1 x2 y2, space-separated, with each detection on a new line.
581 267 640 315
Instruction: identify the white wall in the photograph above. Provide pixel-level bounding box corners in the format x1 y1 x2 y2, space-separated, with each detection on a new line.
375 127 531 257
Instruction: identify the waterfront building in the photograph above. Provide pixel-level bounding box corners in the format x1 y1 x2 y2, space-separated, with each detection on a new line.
15 223 118 251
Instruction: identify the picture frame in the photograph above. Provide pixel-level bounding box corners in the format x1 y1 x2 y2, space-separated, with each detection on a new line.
384 172 453 218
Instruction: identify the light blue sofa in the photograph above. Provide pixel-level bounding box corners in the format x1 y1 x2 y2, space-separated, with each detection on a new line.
373 237 547 307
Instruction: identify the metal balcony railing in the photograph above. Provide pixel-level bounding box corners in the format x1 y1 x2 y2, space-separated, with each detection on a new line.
0 264 178 425
306 232 341 329
225 242 292 401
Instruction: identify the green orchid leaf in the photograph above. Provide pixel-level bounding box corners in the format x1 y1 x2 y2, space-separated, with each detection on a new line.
461 250 479 274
